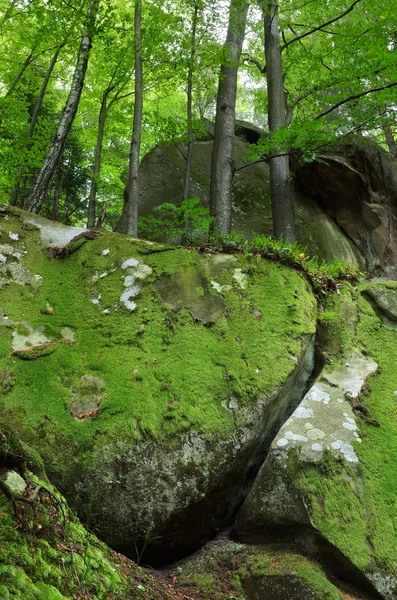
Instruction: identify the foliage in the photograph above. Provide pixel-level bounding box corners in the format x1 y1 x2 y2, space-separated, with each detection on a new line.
208 232 362 294
139 197 213 244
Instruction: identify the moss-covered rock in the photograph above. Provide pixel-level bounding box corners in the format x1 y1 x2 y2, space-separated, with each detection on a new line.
170 540 352 599
0 205 317 561
0 463 181 600
235 285 397 599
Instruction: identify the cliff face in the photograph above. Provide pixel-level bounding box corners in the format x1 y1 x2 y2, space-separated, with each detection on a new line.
1 203 397 599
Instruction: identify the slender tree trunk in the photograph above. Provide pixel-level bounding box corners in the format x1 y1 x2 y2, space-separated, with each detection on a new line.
209 0 249 235
9 44 64 206
87 88 110 228
126 0 143 237
383 124 397 158
183 3 198 203
5 52 34 99
52 171 64 221
26 0 100 214
181 2 199 245
264 1 296 243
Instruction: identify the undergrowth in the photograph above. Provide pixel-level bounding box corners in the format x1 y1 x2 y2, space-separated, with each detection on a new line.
205 232 363 295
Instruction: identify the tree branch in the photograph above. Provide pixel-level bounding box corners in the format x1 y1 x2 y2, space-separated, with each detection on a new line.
281 0 362 51
315 81 397 120
242 53 266 73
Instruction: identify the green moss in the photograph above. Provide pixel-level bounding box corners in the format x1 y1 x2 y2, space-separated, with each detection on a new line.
317 283 358 359
0 470 173 599
0 212 316 461
284 283 397 581
174 542 343 599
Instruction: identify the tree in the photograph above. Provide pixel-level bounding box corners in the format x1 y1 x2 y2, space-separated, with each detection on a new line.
210 0 249 235
126 0 143 236
263 0 296 243
26 0 100 214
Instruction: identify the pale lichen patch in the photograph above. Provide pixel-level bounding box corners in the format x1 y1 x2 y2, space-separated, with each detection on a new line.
271 350 377 465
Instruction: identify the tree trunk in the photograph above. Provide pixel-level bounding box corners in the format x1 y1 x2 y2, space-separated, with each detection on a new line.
126 0 143 237
383 124 397 158
26 0 100 214
52 171 64 221
181 2 199 245
209 0 249 235
87 88 110 228
5 52 34 99
9 44 63 207
264 1 296 243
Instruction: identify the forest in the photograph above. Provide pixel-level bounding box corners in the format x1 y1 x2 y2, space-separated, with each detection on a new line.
1 0 397 242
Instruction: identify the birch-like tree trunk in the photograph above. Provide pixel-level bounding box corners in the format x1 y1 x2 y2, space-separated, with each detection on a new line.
181 2 199 245
126 0 143 237
209 0 249 235
87 87 111 228
264 0 296 243
10 44 64 207
26 0 100 214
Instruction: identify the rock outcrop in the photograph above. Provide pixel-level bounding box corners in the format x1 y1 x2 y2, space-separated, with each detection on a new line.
0 204 316 562
235 282 397 599
295 136 397 276
3 201 397 598
116 128 363 267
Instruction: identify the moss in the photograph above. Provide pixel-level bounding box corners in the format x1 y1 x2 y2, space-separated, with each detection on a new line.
283 283 397 582
0 470 173 599
174 542 343 599
317 283 358 359
0 214 316 450
10 342 57 361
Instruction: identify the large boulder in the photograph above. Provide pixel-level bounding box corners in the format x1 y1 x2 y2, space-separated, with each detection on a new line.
116 134 363 267
235 283 397 599
295 136 397 276
0 204 317 562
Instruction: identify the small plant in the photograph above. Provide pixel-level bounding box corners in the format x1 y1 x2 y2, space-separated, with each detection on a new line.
140 197 213 245
204 232 363 295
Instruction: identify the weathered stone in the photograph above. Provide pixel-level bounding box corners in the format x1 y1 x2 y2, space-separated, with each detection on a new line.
115 135 363 266
0 205 317 562
295 136 397 275
235 286 397 599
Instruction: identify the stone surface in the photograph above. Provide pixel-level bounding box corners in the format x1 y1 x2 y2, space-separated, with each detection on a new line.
235 286 397 599
116 135 363 266
171 540 355 600
295 136 397 276
363 281 397 325
0 205 317 562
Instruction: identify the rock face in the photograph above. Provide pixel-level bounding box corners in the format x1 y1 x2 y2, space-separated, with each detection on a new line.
295 136 397 276
235 283 397 599
0 204 317 561
117 130 363 266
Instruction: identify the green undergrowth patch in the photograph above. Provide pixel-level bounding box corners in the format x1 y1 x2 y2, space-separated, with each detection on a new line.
174 542 343 599
207 232 362 296
0 470 171 600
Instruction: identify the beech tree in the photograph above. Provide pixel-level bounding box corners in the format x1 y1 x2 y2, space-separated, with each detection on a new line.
210 0 249 235
26 0 100 213
1 0 397 233
263 0 295 243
